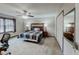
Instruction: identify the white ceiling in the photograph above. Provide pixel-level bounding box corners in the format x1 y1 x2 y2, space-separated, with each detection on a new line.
0 3 64 18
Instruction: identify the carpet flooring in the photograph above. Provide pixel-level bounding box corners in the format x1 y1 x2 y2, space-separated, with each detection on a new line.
3 37 61 55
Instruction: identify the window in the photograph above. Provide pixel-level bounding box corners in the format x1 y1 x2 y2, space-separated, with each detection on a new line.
0 18 4 33
0 17 16 33
5 19 15 32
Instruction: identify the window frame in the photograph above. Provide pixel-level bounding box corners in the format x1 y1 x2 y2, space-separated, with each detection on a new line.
0 18 5 33
0 17 16 34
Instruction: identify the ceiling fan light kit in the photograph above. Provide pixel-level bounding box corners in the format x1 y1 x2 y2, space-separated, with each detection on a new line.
22 15 28 19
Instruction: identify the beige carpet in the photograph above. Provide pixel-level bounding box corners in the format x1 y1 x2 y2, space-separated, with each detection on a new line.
6 37 61 55
43 37 61 55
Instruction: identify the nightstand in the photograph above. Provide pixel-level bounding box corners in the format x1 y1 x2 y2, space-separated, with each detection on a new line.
43 31 48 38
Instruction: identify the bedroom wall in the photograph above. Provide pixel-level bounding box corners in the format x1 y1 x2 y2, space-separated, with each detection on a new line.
24 17 56 36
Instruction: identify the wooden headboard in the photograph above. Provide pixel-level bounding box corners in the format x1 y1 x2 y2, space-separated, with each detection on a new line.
31 23 44 31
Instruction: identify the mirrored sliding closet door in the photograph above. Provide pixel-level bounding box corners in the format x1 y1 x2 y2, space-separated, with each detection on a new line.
63 8 77 55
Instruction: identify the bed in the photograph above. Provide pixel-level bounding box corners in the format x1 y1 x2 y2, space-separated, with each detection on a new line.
18 23 44 43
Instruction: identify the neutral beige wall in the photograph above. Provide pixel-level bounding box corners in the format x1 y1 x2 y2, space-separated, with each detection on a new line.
24 17 56 36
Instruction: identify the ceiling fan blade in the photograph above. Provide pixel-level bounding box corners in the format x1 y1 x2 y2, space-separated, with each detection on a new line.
28 15 34 17
23 10 27 13
27 12 34 17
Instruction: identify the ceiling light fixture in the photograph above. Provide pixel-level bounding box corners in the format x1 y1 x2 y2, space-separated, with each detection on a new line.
22 15 28 19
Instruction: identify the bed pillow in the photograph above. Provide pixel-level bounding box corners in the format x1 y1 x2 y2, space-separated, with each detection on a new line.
34 28 40 31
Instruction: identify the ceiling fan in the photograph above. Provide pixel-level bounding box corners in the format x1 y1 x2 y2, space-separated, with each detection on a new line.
17 10 34 18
